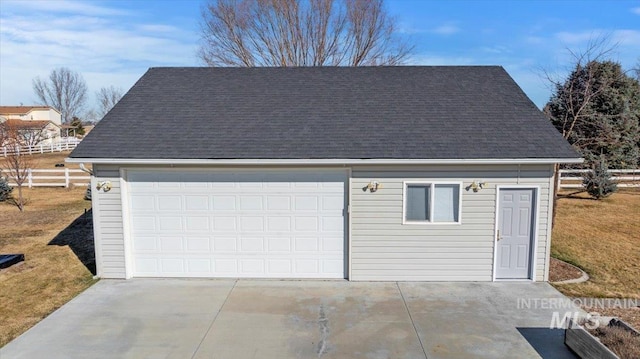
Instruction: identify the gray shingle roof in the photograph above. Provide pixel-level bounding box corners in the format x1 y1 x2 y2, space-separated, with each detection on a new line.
70 66 578 160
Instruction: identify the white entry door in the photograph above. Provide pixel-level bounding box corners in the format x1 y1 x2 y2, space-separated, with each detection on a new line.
495 188 536 280
126 170 346 278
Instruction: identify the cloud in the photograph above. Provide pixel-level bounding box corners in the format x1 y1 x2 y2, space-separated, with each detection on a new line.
480 45 512 54
2 0 130 16
632 7 640 15
555 30 598 44
0 1 197 110
555 29 640 46
431 24 460 35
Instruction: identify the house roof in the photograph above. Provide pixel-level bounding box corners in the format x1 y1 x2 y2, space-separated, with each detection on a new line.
69 66 579 162
1 119 57 130
0 106 59 115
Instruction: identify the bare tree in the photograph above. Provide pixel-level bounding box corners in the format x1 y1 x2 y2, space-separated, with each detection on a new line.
96 86 124 119
0 122 36 212
33 67 88 124
1 120 55 147
198 0 412 67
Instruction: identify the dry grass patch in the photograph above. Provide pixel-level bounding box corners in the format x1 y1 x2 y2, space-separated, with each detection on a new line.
2 151 89 170
551 189 640 299
0 187 96 347
588 324 640 359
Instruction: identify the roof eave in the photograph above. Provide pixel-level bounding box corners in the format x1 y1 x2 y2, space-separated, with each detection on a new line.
66 157 584 165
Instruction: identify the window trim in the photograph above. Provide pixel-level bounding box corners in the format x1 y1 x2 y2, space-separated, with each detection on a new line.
402 181 463 225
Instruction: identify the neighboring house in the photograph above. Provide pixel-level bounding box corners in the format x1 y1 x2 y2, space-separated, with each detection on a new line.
0 106 62 144
68 67 581 281
0 119 61 147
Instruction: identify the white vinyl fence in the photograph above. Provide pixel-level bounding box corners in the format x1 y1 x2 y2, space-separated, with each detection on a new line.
1 138 81 157
6 168 90 188
558 169 640 189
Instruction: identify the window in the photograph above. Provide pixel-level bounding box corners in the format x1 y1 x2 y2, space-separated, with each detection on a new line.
403 182 461 224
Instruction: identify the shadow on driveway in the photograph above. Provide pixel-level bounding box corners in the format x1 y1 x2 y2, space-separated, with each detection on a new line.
48 209 96 275
517 328 578 359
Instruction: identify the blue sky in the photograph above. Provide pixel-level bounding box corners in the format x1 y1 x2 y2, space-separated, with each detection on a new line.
1 0 638 116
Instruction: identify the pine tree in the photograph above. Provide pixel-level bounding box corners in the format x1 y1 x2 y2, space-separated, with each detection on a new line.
0 176 12 202
583 157 617 199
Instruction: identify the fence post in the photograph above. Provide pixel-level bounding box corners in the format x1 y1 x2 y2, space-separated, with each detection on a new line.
50 142 54 153
2 146 5 157
65 168 70 188
28 145 33 155
28 169 33 189
40 143 43 154
556 170 562 190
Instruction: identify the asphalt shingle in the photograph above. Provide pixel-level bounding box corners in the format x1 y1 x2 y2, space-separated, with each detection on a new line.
69 66 579 160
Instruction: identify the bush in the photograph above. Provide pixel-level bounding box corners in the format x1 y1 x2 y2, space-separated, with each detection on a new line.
583 158 617 199
0 176 12 202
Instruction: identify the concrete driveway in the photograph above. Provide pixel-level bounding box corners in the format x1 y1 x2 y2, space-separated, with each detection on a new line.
1 280 579 359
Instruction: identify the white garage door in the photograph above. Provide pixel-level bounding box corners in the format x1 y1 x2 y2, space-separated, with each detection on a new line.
126 170 346 278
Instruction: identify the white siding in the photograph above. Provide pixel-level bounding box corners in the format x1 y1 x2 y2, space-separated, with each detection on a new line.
350 164 554 281
92 164 126 278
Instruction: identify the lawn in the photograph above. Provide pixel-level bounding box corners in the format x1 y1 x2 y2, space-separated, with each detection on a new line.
551 189 640 329
551 189 640 299
0 187 96 347
4 150 86 170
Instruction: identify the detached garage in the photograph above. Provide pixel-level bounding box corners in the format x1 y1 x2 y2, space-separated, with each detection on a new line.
68 66 581 281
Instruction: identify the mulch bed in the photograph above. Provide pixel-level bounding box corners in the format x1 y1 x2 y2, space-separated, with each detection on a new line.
549 257 583 282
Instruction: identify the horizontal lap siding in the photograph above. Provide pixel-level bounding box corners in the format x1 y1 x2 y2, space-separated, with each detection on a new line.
93 164 126 278
350 164 553 281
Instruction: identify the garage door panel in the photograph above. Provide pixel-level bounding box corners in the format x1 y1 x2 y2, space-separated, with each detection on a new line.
130 195 155 210
128 170 346 278
157 195 182 210
132 216 156 230
267 236 291 251
239 196 263 210
294 217 318 231
240 237 264 251
187 259 211 272
322 236 344 252
160 236 184 252
266 216 291 231
213 217 236 230
186 237 211 252
158 217 182 231
185 216 210 231
295 236 319 251
239 217 264 231
133 236 157 251
213 196 236 210
267 196 291 210
134 255 344 278
185 196 209 210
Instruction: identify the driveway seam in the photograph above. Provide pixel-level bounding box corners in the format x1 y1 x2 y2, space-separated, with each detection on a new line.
191 279 238 359
396 282 428 359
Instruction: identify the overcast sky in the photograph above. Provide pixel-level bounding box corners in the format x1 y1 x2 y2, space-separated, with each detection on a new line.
1 0 638 115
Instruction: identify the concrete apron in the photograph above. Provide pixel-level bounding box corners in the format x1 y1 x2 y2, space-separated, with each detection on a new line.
1 279 580 359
